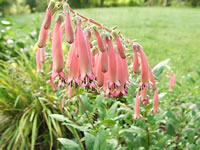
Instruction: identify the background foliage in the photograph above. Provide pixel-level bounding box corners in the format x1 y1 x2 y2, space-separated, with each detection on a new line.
0 0 200 16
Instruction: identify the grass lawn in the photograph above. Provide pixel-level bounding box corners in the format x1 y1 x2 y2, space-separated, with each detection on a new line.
6 7 200 78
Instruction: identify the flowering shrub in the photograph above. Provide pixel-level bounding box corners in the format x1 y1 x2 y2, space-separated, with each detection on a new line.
36 0 159 120
1 1 200 150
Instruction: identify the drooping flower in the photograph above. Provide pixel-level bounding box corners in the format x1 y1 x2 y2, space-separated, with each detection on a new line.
94 28 106 52
84 28 93 68
47 15 65 91
169 74 174 92
66 42 74 68
173 73 176 86
94 54 104 87
40 47 45 63
149 68 156 90
136 44 149 87
36 48 43 73
122 57 129 82
52 15 64 74
106 35 120 88
64 3 74 44
38 23 48 48
134 91 140 120
113 32 126 59
113 53 126 97
152 90 159 114
101 51 108 73
75 16 94 87
133 48 139 74
140 85 149 106
67 42 80 86
43 0 55 30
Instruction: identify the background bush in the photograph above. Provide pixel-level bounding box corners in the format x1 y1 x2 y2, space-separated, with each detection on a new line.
1 0 200 16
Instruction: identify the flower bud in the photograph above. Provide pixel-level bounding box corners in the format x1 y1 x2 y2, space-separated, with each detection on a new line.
43 0 55 29
133 49 139 74
134 91 140 120
38 23 48 48
152 90 159 114
113 32 126 59
64 3 74 44
94 28 106 52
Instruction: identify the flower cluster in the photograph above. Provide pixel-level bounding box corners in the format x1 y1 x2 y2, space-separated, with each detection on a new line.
36 0 159 119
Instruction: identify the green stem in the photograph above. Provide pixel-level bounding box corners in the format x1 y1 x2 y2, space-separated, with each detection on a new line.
144 111 150 147
77 96 96 130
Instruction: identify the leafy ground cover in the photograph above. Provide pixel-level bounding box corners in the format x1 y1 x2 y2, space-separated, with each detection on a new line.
0 7 200 149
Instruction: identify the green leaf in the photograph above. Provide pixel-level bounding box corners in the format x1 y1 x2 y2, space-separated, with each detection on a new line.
152 58 170 79
156 136 169 149
106 102 118 119
58 138 81 150
85 132 95 150
31 114 38 150
93 128 107 150
63 123 89 132
50 114 72 122
166 123 176 136
80 94 93 114
99 119 116 127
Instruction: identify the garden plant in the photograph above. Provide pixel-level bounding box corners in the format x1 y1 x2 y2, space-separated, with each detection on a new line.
0 0 200 150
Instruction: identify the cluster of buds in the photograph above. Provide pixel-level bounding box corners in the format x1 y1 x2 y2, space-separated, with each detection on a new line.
36 0 159 119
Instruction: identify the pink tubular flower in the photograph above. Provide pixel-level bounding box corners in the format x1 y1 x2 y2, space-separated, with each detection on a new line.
101 51 108 73
52 16 64 74
106 36 120 88
43 0 54 30
64 3 74 44
36 49 43 73
122 57 129 82
40 48 45 63
133 49 139 74
38 23 48 48
47 15 65 91
136 44 149 87
140 86 149 106
95 54 104 87
149 68 157 90
94 29 106 52
113 33 126 59
173 73 176 86
152 90 159 114
75 17 94 86
103 72 110 96
67 42 80 86
134 91 140 120
114 53 126 97
66 43 74 68
84 28 93 68
169 74 173 92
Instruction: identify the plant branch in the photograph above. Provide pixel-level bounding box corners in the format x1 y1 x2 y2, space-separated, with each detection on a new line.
77 96 96 130
144 111 150 147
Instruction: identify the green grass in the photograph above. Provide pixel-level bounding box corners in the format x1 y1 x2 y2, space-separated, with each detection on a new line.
5 7 200 78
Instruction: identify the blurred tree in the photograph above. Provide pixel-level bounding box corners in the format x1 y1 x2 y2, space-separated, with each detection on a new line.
26 0 36 12
100 0 104 7
0 0 13 16
68 0 81 8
